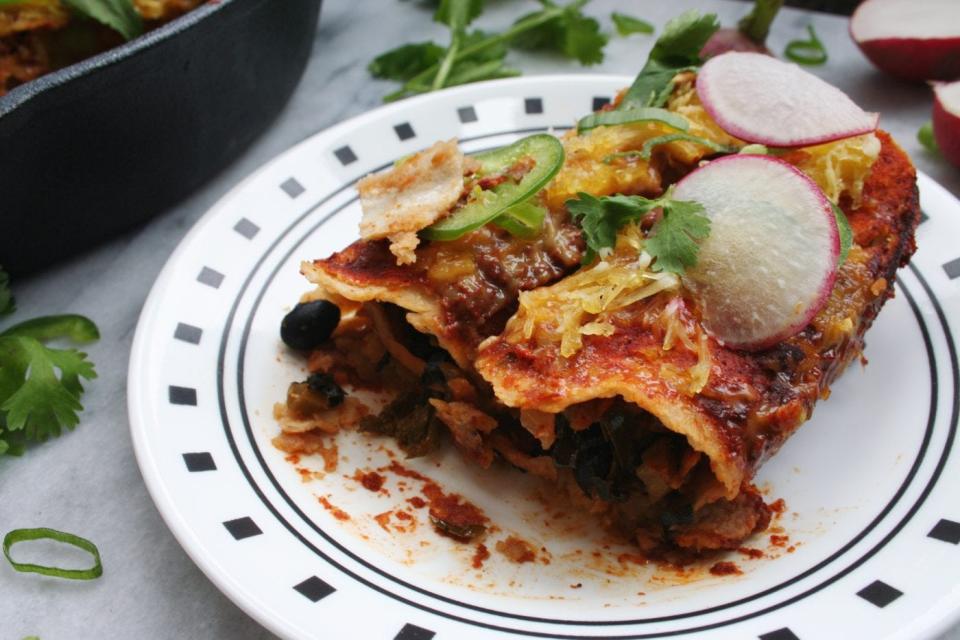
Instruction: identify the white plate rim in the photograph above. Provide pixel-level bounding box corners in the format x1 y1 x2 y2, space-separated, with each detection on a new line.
127 75 960 640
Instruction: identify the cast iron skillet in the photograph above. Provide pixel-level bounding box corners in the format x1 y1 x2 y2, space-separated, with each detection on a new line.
0 0 322 274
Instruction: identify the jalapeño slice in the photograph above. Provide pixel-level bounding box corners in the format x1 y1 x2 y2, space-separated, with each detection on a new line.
422 134 564 242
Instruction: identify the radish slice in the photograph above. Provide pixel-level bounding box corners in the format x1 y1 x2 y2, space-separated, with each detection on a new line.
933 80 960 168
674 155 839 350
851 0 960 82
696 52 879 147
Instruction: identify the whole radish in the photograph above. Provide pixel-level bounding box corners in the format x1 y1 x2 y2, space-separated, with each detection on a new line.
932 80 960 167
700 0 782 59
851 0 960 82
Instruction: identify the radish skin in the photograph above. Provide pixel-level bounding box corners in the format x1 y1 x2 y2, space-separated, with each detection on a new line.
701 0 782 59
696 52 879 147
851 0 960 82
933 80 960 168
674 155 839 350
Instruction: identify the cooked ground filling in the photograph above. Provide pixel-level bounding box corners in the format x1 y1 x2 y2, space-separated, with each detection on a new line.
0 0 203 95
277 79 918 558
277 302 771 557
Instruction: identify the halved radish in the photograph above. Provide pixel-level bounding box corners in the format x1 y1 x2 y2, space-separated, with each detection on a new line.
696 52 879 147
851 0 960 82
933 80 960 168
674 155 839 350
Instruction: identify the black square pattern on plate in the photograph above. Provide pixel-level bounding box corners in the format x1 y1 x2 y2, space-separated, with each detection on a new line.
173 322 202 345
223 517 263 540
592 96 611 111
525 97 543 114
394 624 435 640
759 629 800 640
168 386 197 406
280 177 305 199
293 576 335 602
234 217 260 239
944 257 960 280
458 106 478 123
182 452 216 472
929 518 960 544
857 580 903 608
394 122 416 141
334 146 357 165
920 210 929 224
197 266 224 289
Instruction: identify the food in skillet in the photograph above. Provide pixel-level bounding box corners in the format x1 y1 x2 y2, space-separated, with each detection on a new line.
274 12 920 557
0 0 203 96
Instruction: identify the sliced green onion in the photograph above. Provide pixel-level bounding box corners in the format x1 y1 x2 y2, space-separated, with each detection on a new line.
602 134 736 164
639 133 736 159
577 107 689 134
3 528 103 580
832 203 853 266
918 121 939 154
784 25 828 66
493 201 547 238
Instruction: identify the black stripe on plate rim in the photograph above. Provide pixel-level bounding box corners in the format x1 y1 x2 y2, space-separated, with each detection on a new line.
213 127 957 636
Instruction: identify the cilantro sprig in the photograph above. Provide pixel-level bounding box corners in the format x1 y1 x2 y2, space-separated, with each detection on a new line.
619 10 720 110
566 190 710 274
0 268 99 458
371 0 612 102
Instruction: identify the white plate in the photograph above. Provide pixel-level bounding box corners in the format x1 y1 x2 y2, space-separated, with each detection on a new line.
129 76 960 640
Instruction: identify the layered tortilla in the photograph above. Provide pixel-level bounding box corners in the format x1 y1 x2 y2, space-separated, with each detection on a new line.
280 78 919 555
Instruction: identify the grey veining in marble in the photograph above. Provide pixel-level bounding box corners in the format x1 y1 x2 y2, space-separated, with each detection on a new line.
1 0 957 638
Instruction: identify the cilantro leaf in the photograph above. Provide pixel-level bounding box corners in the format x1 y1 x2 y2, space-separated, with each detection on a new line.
1 314 100 343
368 42 447 81
566 190 710 272
0 311 100 457
0 267 13 317
567 193 663 263
621 10 719 109
612 12 654 36
512 1 607 66
645 199 711 274
434 0 484 30
62 0 143 41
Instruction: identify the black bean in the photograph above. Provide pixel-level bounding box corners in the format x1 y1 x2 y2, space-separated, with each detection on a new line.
280 300 340 351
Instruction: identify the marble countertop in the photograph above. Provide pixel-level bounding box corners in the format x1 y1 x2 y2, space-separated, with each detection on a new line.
2 0 958 638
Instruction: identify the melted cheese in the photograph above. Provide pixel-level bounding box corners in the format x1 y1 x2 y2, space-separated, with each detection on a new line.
787 133 881 207
512 225 680 357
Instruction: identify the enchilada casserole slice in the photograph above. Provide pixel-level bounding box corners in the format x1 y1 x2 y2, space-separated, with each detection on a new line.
274 13 920 557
